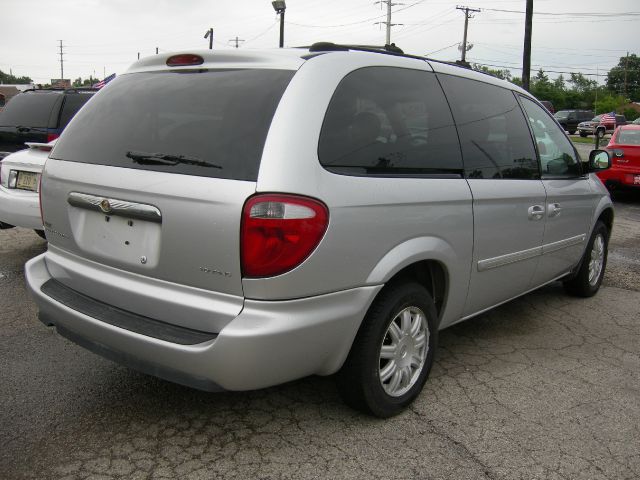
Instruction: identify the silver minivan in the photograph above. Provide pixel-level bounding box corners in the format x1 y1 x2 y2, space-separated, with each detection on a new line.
26 44 614 417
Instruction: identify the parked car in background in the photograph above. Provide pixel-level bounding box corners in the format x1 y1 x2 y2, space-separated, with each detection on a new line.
554 109 594 134
25 45 614 418
0 88 96 160
540 100 555 114
578 114 627 137
0 140 54 237
597 124 640 191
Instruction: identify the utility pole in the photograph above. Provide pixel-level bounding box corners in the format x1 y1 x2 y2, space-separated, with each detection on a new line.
456 6 480 65
229 36 245 49
58 40 65 79
204 28 213 50
156 47 159 54
375 0 403 45
522 0 533 92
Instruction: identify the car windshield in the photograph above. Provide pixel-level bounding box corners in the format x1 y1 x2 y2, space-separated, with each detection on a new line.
554 111 570 119
591 115 602 122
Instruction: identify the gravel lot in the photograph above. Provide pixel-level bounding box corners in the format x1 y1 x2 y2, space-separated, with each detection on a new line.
1 187 638 480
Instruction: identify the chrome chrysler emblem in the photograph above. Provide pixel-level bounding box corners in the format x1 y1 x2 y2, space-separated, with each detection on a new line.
100 199 111 214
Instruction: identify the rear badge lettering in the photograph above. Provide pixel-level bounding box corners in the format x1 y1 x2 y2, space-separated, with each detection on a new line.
199 266 232 277
44 226 68 239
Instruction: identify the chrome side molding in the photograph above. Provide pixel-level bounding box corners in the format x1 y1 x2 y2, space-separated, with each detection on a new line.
67 192 162 223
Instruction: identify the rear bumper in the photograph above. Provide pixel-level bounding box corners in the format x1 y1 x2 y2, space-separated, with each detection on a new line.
597 168 640 188
25 253 381 391
0 185 42 230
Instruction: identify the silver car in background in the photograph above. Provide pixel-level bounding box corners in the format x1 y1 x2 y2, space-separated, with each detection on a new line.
0 141 54 237
25 45 614 417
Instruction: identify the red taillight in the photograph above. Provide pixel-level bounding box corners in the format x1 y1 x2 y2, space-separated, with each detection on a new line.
46 133 59 142
241 194 329 278
166 54 204 67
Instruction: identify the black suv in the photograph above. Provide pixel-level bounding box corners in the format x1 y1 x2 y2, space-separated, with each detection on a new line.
553 110 594 135
0 88 97 160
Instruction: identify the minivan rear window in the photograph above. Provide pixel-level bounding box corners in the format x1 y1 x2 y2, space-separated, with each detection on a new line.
51 69 295 181
0 92 60 127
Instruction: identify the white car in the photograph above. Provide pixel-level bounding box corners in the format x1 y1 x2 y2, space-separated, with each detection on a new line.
0 140 55 237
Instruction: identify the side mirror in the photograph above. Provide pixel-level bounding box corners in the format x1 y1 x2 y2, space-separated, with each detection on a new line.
588 150 611 172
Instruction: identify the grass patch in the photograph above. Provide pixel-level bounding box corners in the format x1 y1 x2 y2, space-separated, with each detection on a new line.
571 136 607 146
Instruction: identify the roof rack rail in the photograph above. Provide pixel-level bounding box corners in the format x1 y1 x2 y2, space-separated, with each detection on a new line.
308 42 428 60
20 87 100 94
304 42 479 73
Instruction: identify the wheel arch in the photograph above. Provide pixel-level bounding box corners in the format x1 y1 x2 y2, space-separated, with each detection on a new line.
597 206 614 236
365 237 459 326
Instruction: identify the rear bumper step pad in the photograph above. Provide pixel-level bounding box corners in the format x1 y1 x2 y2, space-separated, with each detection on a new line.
40 279 218 345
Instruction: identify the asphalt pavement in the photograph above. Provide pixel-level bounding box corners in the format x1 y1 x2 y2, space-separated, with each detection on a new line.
1 191 639 480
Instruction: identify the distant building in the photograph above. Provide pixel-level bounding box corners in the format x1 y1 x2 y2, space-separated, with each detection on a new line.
50 79 71 89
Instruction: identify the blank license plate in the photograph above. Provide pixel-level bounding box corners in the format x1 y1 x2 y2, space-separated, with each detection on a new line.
16 171 38 191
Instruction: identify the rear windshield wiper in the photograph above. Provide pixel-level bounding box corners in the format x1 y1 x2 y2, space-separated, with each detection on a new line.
15 125 48 133
126 151 222 169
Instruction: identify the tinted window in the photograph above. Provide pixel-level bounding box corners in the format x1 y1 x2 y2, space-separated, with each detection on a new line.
617 129 640 145
519 96 581 178
0 92 60 127
439 75 539 179
52 69 294 181
58 93 95 128
318 67 462 176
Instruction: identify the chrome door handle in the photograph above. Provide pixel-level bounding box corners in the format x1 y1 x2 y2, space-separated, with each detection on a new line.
548 203 562 218
528 205 545 221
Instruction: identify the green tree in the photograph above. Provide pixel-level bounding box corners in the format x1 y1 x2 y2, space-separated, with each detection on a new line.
568 73 597 93
595 93 627 114
606 53 639 100
530 69 567 110
472 64 512 81
0 69 32 84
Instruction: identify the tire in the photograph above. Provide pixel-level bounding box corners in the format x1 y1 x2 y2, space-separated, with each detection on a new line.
568 130 576 135
579 131 587 138
336 282 437 418
34 229 46 239
563 221 609 297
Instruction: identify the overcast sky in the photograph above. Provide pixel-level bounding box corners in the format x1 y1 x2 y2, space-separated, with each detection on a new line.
1 0 637 85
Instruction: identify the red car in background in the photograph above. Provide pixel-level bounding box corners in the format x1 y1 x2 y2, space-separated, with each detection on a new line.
597 124 640 190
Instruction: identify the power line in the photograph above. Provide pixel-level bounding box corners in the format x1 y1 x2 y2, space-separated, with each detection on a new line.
243 21 279 46
481 8 640 16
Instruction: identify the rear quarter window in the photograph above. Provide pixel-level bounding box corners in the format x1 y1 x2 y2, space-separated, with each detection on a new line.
58 93 95 128
318 67 462 177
